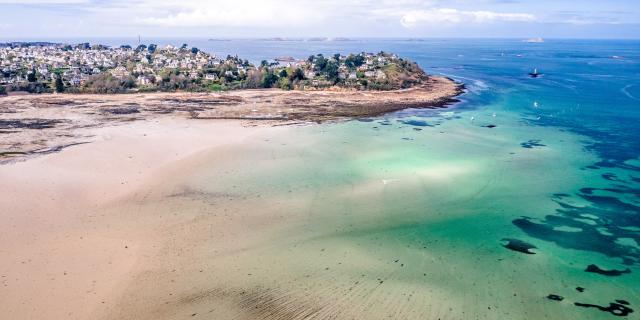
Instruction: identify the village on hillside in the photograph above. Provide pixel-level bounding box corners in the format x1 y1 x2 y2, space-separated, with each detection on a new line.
0 43 428 95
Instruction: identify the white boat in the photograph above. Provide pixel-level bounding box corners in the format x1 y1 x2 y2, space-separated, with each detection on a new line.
529 68 541 78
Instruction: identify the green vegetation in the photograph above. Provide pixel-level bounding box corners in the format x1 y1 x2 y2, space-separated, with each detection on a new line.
1 43 427 93
71 74 133 93
54 75 65 93
261 71 278 88
27 69 37 82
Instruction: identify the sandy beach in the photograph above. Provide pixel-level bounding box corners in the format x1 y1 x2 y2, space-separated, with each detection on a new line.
1 109 603 320
0 75 466 319
2 117 471 319
0 118 281 319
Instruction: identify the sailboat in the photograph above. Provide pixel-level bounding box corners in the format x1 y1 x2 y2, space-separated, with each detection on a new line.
529 68 541 78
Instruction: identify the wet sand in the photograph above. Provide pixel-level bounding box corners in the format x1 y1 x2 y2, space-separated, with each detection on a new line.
0 76 463 319
1 109 630 320
0 117 480 319
0 119 277 319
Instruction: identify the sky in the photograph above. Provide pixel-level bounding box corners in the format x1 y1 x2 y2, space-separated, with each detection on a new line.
0 0 639 39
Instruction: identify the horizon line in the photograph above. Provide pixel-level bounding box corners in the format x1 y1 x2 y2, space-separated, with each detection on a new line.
2 36 640 43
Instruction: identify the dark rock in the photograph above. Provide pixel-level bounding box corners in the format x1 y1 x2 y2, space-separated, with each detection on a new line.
547 294 564 301
574 301 633 317
501 238 537 254
585 264 631 276
520 139 546 149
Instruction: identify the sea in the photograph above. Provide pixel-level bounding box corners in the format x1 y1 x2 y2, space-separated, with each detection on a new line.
20 38 640 318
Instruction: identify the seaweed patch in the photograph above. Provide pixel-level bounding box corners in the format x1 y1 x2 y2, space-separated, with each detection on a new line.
398 119 431 127
520 139 546 149
0 118 65 130
501 238 537 254
585 264 631 276
547 294 564 301
512 188 640 266
574 301 633 317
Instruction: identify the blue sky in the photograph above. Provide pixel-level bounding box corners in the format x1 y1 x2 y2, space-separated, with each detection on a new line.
0 0 639 39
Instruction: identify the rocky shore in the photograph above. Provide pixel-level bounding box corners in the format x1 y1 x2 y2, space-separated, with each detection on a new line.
0 76 462 162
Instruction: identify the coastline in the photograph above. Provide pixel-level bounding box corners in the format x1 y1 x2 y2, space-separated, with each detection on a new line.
0 76 462 318
0 76 462 162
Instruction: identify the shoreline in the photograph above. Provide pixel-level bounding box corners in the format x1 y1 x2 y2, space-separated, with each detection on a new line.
0 76 462 163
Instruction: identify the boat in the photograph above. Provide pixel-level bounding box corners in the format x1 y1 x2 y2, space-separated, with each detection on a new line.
529 68 541 78
523 37 544 43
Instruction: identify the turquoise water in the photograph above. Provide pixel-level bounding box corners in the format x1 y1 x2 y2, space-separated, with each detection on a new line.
119 39 639 318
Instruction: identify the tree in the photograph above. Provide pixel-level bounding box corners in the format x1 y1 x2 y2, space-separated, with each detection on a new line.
260 60 269 68
122 76 136 89
261 71 278 88
314 55 328 71
27 68 37 82
148 44 157 53
191 47 199 54
136 44 147 52
278 77 291 90
53 74 64 93
181 43 188 50
82 73 130 93
120 45 132 49
244 69 264 89
324 61 339 82
0 86 6 95
345 54 365 69
224 71 236 83
279 69 288 78
290 68 305 81
333 53 341 61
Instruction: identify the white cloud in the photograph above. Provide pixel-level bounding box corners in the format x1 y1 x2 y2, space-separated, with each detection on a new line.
0 0 545 36
397 8 536 27
136 0 322 27
125 1 535 29
0 0 87 3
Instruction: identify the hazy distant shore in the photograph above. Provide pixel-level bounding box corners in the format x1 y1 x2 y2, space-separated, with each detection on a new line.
0 76 462 162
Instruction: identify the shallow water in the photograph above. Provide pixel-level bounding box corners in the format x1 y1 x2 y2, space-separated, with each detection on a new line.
128 39 640 318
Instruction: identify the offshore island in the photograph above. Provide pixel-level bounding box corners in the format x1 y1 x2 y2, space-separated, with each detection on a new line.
0 43 461 161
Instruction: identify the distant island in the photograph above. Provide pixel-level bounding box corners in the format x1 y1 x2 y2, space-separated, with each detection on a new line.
1 42 429 94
